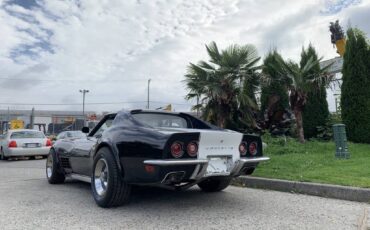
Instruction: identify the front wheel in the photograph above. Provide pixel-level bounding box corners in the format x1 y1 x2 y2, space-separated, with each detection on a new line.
91 147 131 208
197 177 232 192
46 149 65 184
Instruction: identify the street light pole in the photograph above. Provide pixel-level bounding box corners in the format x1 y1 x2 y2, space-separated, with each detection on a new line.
147 79 151 109
79 89 89 119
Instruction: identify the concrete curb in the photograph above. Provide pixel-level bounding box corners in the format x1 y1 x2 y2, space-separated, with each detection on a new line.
232 176 370 203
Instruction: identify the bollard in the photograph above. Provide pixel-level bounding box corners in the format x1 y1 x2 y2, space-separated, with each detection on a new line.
332 124 350 159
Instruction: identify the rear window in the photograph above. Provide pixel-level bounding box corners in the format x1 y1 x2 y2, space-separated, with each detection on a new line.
10 131 45 139
132 113 188 128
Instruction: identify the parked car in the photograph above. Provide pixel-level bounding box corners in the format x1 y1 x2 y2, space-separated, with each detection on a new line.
46 109 269 207
0 129 52 160
56 131 86 140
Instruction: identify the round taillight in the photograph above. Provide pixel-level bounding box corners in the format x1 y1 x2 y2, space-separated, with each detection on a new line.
239 142 247 156
249 142 258 155
187 142 198 157
170 142 184 158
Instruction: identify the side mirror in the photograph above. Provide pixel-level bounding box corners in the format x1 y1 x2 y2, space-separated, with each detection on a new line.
81 127 90 134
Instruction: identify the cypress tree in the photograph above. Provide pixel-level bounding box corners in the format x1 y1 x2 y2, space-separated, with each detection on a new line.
341 28 370 143
300 44 329 139
260 50 289 113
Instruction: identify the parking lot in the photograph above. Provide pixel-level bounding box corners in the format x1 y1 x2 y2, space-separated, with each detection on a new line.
0 159 368 230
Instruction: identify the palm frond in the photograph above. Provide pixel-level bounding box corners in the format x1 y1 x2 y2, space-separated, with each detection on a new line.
205 41 222 65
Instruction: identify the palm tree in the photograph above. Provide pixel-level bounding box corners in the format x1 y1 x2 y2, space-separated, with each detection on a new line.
265 50 333 143
184 41 260 129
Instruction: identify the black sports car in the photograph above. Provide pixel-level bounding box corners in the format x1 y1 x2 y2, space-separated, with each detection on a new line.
46 109 269 207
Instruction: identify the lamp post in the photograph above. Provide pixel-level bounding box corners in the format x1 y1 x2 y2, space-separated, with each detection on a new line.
147 79 151 109
79 89 89 119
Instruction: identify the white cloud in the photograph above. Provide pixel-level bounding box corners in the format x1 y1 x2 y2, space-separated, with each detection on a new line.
0 0 368 113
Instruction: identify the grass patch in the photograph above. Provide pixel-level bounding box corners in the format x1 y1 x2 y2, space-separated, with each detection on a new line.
254 135 370 188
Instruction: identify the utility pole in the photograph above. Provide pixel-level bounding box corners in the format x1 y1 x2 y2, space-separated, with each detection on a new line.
7 107 9 122
147 79 151 109
30 107 35 130
6 107 10 132
79 89 89 120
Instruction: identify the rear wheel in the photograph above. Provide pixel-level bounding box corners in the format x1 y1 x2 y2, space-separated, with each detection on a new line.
0 148 8 161
46 149 65 184
91 147 131 208
197 177 232 192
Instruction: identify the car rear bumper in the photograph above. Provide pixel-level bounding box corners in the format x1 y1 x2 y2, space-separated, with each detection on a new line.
5 147 50 157
142 156 270 183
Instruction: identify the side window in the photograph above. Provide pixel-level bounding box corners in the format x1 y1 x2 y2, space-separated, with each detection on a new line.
94 119 114 137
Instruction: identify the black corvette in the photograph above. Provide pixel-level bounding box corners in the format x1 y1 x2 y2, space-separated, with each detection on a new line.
46 109 269 207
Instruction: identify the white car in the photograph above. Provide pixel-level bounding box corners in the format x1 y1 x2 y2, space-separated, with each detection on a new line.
0 129 52 160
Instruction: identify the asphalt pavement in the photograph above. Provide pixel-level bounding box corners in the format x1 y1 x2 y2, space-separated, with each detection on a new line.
0 159 369 230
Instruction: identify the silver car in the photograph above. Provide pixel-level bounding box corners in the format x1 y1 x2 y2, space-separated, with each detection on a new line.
0 129 51 160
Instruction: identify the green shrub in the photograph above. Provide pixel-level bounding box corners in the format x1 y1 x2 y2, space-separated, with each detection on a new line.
341 28 370 143
301 45 329 139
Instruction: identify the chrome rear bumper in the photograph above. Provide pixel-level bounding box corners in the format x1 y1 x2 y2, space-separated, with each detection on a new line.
144 156 270 178
230 157 270 175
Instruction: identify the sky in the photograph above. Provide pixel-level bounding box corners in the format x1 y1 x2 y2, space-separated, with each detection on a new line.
0 0 369 113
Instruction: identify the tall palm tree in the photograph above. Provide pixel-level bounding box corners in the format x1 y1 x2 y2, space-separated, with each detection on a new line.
184 41 260 129
265 51 333 143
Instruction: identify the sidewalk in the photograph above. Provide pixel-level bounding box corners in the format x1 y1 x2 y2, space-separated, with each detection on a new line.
233 176 370 203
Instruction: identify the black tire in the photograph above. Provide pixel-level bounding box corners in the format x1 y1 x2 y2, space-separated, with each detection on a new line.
197 177 232 192
91 147 131 208
0 148 8 161
46 149 65 184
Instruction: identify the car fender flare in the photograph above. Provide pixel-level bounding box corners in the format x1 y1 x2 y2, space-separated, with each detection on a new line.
94 142 123 177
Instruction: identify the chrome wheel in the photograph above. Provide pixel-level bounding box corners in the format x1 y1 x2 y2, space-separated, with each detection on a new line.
94 158 109 196
46 154 53 178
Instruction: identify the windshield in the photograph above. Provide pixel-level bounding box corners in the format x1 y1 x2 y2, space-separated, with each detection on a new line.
10 131 45 139
132 113 188 128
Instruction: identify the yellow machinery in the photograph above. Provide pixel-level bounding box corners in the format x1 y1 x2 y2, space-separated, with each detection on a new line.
10 120 24 130
335 39 346 57
164 104 172 111
329 20 346 57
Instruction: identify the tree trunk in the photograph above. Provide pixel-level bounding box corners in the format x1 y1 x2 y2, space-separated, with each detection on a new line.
217 113 226 128
217 102 227 129
294 107 305 143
